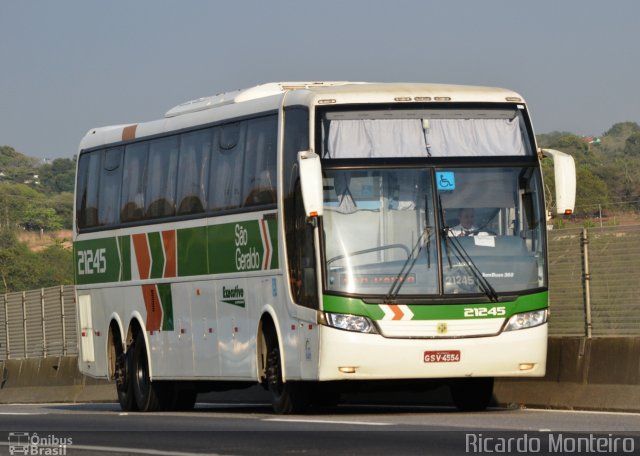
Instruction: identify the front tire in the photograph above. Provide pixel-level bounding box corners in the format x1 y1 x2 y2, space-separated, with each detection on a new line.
265 332 308 414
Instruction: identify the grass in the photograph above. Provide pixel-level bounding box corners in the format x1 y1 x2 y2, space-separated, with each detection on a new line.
18 229 72 252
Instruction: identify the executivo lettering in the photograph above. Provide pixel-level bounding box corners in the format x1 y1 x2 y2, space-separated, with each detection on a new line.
222 285 246 308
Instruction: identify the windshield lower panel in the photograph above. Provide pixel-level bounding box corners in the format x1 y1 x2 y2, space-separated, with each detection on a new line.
322 166 546 298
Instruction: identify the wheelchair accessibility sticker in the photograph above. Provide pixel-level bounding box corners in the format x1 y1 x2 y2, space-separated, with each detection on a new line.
436 171 456 191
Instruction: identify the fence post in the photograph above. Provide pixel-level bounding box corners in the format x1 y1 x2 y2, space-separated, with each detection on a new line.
581 228 593 338
598 204 603 232
41 288 46 358
22 291 27 358
60 285 67 356
3 293 9 359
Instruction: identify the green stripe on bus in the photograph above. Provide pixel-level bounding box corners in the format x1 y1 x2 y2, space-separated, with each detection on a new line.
177 226 208 276
147 232 165 279
74 237 120 285
157 283 174 331
208 221 267 274
118 235 131 281
267 217 279 269
322 291 548 321
76 216 280 285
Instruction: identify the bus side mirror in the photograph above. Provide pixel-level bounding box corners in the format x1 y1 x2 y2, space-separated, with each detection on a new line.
540 148 576 215
297 150 324 217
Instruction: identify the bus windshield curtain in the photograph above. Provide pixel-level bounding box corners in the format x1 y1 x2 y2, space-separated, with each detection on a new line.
325 118 526 158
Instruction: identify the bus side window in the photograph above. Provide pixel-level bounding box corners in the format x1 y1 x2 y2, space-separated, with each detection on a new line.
283 107 318 308
208 122 245 211
98 147 123 226
76 150 101 229
243 115 277 207
145 137 179 219
120 142 148 222
177 129 211 215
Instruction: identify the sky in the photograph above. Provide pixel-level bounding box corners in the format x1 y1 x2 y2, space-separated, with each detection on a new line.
1 0 639 160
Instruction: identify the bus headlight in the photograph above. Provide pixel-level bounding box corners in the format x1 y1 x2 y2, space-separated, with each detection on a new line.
323 312 378 334
503 309 547 332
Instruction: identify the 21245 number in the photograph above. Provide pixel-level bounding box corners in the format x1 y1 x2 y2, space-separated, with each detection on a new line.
77 248 107 275
463 306 506 317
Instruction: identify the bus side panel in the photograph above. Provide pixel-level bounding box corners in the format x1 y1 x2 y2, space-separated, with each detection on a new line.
77 288 115 379
215 277 254 379
189 281 219 377
151 282 195 378
296 305 321 381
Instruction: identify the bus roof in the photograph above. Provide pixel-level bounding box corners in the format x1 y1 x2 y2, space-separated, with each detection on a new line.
79 81 525 152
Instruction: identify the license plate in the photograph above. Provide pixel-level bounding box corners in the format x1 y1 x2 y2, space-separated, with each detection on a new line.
424 350 461 363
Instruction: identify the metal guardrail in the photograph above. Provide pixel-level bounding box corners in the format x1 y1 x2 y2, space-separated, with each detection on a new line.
548 225 640 337
0 226 638 360
0 285 77 360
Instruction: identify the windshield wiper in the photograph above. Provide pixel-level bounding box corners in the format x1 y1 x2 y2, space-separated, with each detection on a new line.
436 194 499 303
384 225 432 304
446 234 499 303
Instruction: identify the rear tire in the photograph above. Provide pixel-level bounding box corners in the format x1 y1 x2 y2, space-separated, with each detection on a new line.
131 334 164 412
450 377 494 411
115 341 137 412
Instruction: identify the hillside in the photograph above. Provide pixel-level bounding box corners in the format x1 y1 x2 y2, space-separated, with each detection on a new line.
0 146 74 232
18 229 73 252
538 122 640 218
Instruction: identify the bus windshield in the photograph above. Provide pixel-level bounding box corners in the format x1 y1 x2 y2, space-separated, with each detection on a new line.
322 166 546 297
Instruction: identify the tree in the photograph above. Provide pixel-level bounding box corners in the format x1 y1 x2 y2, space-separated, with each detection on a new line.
623 132 640 156
600 122 640 154
574 166 609 212
0 225 73 293
0 182 43 228
0 226 36 292
603 122 640 138
39 157 76 193
0 182 66 231
22 205 63 231
0 145 40 184
537 132 603 168
32 243 74 288
47 192 74 229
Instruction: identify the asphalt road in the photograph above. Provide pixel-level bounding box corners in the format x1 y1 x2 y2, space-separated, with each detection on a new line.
0 402 638 456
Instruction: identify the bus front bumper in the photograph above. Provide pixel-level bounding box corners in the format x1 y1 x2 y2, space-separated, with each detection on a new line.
317 323 547 381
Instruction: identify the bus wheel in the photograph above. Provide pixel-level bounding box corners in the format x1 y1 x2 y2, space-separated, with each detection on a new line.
115 343 137 411
131 334 163 412
265 333 308 414
450 377 494 411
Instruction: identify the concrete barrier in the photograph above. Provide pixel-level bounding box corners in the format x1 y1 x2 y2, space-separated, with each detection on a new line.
494 336 640 412
1 337 638 411
0 357 115 404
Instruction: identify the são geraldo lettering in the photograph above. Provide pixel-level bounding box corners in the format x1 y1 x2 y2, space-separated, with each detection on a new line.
234 224 261 271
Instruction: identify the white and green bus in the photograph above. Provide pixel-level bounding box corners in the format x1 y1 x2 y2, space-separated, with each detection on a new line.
74 82 575 413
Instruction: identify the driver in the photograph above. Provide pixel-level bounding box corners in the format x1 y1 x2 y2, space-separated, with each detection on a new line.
449 208 480 237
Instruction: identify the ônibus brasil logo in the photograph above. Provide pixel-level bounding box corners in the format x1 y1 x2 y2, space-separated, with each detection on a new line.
8 432 72 455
